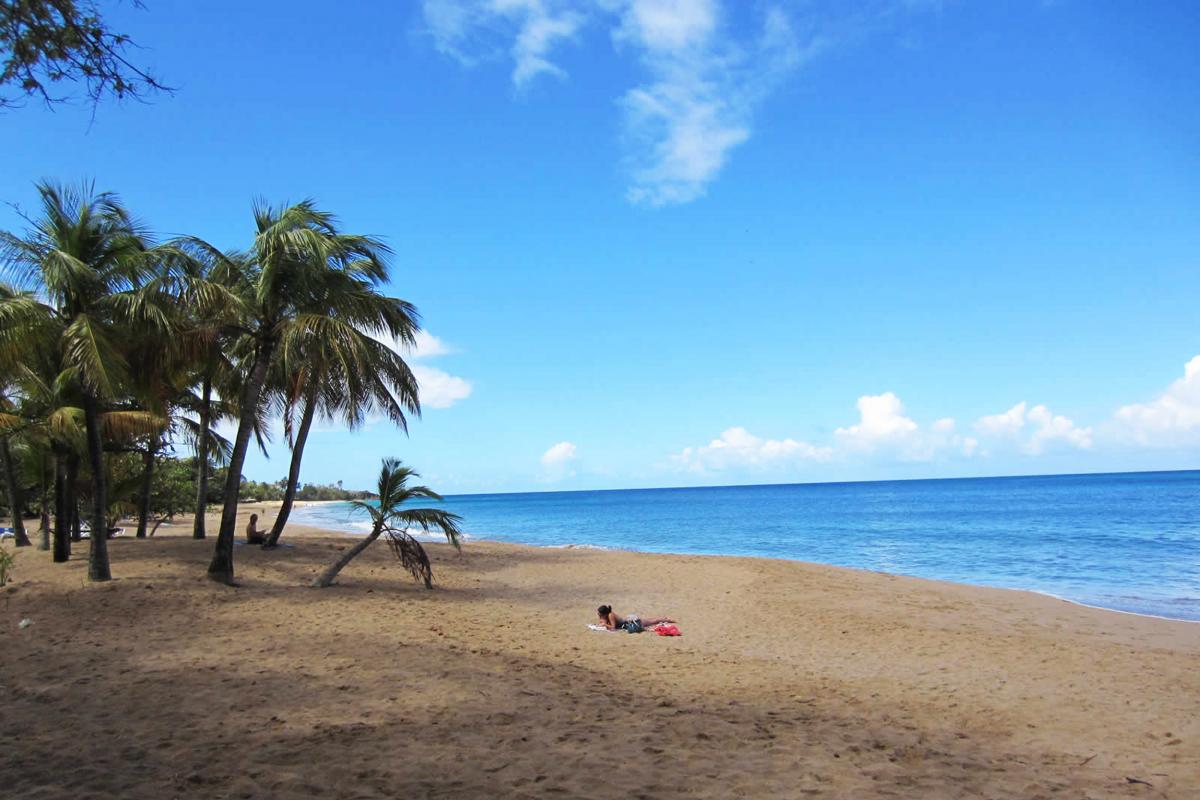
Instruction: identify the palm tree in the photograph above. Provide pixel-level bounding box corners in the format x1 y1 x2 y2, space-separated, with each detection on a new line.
0 387 31 547
0 181 175 581
263 272 421 549
313 458 462 589
207 201 400 585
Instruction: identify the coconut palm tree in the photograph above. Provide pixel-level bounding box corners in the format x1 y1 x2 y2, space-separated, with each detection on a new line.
263 271 421 549
0 181 175 581
313 458 461 589
207 201 400 585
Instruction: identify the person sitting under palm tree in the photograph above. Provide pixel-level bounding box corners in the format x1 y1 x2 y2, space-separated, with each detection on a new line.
245 513 267 545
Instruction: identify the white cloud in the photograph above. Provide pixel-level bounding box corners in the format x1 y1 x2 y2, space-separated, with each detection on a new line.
423 0 587 87
422 1 810 204
618 2 808 205
371 328 473 410
834 393 974 462
1113 355 1200 446
973 401 1092 455
411 364 474 409
975 401 1028 437
541 440 578 466
404 329 455 359
672 426 832 473
835 392 918 446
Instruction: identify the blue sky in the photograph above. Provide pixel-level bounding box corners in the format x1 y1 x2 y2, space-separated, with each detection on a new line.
2 0 1199 493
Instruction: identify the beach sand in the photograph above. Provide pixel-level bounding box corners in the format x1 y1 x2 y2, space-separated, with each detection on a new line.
2 510 1197 798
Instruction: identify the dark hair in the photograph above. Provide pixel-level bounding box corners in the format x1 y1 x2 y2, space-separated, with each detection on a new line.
597 605 611 616
249 513 258 522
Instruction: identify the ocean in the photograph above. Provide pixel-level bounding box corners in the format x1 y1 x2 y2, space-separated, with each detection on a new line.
289 470 1200 622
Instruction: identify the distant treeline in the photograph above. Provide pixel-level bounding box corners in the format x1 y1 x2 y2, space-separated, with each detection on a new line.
0 454 374 524
238 475 375 503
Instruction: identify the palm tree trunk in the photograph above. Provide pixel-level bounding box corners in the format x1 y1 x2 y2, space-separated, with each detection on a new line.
265 389 316 549
136 440 156 538
53 454 68 560
313 522 382 587
39 462 50 551
0 436 30 547
209 339 275 585
82 392 111 582
192 375 212 540
67 452 80 547
52 453 70 563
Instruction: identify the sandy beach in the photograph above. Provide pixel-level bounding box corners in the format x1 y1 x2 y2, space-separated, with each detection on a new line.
2 510 1198 799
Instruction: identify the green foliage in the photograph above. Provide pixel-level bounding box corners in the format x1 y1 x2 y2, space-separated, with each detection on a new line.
294 481 374 502
0 542 15 585
0 0 169 109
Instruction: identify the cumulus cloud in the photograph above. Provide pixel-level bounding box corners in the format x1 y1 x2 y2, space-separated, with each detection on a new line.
541 440 579 467
1112 355 1200 446
421 0 811 204
832 393 973 461
411 364 474 409
672 426 832 473
973 401 1092 455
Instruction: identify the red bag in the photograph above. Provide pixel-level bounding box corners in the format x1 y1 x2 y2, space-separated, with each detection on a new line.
654 624 681 636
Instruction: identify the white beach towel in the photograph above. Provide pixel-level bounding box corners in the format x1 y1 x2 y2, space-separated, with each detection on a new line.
587 624 613 632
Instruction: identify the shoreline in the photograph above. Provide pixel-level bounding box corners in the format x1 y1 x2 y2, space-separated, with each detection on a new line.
17 506 1199 626
280 506 1200 625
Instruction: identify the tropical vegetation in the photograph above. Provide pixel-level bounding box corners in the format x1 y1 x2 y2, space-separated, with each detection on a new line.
0 180 429 584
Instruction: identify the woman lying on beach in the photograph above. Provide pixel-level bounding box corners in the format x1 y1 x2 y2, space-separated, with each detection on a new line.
597 604 675 633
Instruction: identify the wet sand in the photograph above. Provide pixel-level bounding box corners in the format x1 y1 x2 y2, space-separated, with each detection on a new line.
2 511 1197 798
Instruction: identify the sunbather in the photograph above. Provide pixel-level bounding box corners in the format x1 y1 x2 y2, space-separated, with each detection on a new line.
597 604 675 633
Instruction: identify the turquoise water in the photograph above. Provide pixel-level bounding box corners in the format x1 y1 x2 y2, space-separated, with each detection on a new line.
289 470 1200 621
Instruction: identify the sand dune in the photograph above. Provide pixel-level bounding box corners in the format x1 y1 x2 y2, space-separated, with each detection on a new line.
2 514 1197 798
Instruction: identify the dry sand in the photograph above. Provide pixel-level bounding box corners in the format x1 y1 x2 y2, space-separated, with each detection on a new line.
2 509 1198 799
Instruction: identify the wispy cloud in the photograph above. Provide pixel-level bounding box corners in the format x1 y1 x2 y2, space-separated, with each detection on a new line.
617 2 810 205
422 0 588 87
421 1 814 204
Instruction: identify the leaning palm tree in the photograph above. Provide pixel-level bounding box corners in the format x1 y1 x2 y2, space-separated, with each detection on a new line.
263 272 421 549
207 200 402 585
0 181 175 581
313 458 462 589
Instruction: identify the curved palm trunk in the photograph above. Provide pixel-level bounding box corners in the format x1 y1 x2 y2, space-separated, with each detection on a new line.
192 376 212 540
82 393 111 582
313 521 383 587
136 441 157 538
0 437 30 547
209 340 275 585
265 390 316 549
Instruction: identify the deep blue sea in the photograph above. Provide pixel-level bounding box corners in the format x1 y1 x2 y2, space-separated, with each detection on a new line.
290 470 1200 622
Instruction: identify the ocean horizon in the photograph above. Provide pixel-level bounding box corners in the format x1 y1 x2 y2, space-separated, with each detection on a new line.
289 468 1200 623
